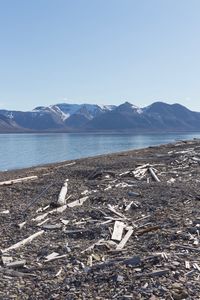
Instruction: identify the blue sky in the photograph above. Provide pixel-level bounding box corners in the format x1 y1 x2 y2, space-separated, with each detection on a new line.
0 0 200 111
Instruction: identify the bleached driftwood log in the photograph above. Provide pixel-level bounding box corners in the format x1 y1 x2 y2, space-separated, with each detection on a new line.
0 176 38 186
148 167 160 182
1 230 44 253
57 179 68 206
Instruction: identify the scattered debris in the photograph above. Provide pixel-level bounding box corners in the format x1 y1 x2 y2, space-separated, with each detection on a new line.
1 139 200 298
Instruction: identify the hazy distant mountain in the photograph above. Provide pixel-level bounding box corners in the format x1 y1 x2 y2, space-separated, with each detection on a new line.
0 114 21 132
0 101 200 132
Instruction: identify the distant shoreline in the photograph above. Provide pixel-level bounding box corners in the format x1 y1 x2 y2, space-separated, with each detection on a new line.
1 129 200 134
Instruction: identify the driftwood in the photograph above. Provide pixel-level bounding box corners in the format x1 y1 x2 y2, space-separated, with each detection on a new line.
60 219 70 225
81 239 105 253
67 196 89 208
87 255 141 272
33 202 70 223
54 162 76 169
17 221 27 230
0 175 38 186
33 212 49 222
44 254 68 263
36 205 50 213
148 167 161 182
2 230 44 253
37 218 50 227
6 260 26 268
0 267 36 277
136 225 161 236
55 267 63 277
135 269 170 278
111 221 125 241
0 209 9 214
2 256 13 265
57 179 68 206
42 224 62 230
116 227 133 250
108 204 126 219
125 201 133 211
45 252 59 261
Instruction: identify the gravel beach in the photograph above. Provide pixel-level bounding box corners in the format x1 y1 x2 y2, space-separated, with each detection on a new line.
1 139 200 299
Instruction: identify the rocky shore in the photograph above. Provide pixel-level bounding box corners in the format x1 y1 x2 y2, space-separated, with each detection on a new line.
1 139 200 299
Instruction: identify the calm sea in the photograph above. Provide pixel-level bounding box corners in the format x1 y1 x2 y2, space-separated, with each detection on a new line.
0 132 200 171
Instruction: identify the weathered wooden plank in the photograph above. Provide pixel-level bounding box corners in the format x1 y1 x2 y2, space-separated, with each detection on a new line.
116 227 133 250
111 221 125 241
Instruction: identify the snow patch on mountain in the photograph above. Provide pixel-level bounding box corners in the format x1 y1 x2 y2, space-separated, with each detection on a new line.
131 104 143 114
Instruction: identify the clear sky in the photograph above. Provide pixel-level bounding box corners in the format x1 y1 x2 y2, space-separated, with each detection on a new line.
0 0 200 111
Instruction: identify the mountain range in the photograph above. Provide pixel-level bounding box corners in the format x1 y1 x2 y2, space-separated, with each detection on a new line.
0 101 200 132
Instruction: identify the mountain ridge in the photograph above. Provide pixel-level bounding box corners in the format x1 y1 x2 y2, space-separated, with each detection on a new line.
0 101 200 132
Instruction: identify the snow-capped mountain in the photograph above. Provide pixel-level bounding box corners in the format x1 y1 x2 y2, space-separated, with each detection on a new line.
0 101 200 132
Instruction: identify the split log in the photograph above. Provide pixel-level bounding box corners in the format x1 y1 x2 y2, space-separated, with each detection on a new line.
57 179 68 206
116 227 133 250
2 230 44 253
0 175 38 186
111 221 125 241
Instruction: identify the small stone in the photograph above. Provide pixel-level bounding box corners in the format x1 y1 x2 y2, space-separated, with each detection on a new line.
116 275 124 282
